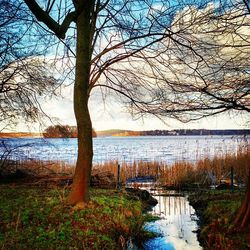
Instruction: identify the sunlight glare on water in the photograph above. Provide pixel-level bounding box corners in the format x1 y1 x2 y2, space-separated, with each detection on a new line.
0 135 247 164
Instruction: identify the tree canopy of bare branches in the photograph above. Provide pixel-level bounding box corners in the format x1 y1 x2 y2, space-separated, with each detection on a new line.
22 0 250 210
107 2 250 122
0 0 58 130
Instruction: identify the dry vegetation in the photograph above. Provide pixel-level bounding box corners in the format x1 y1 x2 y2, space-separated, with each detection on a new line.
92 144 249 188
2 144 248 189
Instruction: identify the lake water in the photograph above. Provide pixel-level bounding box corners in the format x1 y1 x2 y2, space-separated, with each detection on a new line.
0 135 247 164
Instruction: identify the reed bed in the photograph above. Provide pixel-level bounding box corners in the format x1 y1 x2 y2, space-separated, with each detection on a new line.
92 145 249 187
0 159 75 177
1 144 249 187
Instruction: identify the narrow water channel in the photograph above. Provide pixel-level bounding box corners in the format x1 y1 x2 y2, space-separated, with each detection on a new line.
143 191 201 250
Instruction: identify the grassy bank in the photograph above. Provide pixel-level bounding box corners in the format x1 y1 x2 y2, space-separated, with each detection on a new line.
189 190 250 250
0 185 155 249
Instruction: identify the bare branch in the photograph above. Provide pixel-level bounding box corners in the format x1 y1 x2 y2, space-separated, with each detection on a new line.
24 0 76 39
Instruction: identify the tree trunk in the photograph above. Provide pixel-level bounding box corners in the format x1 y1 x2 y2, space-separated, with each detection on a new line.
233 167 250 228
67 7 93 205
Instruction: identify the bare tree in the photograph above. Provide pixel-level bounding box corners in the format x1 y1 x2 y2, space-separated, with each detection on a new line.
22 0 250 223
23 0 183 204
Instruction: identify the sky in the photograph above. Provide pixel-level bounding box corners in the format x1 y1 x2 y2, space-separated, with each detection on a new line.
18 84 249 132
3 1 250 132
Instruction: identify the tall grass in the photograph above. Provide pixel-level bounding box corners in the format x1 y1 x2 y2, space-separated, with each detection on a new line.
1 144 249 187
92 144 249 187
0 159 75 177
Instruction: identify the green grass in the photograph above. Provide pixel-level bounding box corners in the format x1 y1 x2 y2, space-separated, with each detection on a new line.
189 190 249 250
204 199 241 222
0 185 155 249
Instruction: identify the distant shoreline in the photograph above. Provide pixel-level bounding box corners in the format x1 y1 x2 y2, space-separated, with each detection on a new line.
0 132 42 138
96 129 250 137
0 129 250 138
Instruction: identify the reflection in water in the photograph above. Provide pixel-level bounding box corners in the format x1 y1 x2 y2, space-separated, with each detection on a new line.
144 193 202 250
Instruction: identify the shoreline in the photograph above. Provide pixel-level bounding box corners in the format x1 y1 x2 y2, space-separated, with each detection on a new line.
1 130 250 138
0 132 42 138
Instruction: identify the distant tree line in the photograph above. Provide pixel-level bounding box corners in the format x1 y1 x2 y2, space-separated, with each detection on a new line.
43 125 97 138
111 129 250 137
141 129 250 136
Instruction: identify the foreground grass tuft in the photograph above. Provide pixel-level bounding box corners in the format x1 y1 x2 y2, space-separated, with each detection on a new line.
0 185 154 249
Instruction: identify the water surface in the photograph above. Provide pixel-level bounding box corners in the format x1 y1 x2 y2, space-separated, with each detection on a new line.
0 135 247 164
144 192 201 250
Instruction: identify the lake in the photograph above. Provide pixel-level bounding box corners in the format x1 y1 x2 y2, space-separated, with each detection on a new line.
0 135 248 164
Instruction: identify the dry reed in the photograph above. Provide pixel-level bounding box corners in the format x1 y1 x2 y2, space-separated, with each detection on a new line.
1 144 249 187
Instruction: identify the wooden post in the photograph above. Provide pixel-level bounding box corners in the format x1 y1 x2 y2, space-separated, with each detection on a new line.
117 164 121 190
231 166 234 193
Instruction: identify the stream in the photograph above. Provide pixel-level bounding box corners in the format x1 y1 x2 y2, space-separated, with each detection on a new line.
143 190 202 250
